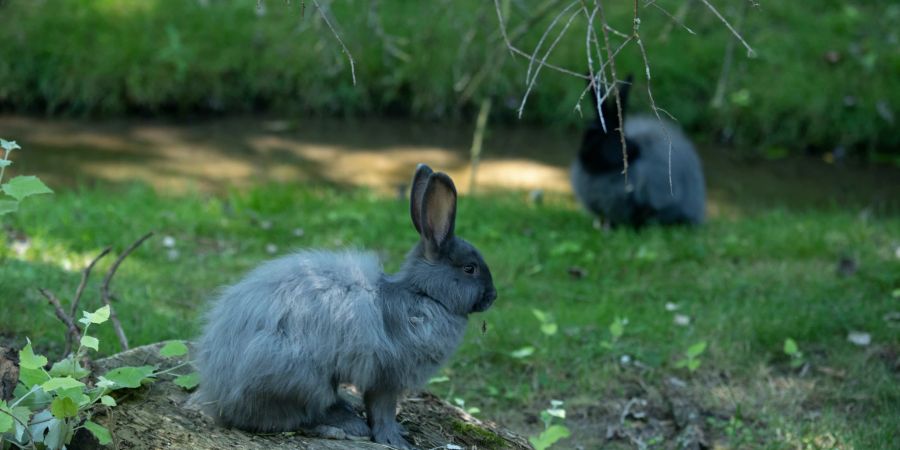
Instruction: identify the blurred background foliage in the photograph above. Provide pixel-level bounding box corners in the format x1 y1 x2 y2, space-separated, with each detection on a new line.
0 0 897 161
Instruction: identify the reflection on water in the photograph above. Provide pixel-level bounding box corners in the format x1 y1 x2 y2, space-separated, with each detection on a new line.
1 115 897 216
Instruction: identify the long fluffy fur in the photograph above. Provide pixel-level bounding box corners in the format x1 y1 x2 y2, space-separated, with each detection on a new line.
572 114 706 226
195 249 468 432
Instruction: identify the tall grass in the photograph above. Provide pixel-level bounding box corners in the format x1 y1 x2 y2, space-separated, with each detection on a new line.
0 0 898 159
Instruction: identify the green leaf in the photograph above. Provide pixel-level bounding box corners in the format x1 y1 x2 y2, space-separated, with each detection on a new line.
531 309 548 323
686 341 707 358
84 305 110 324
0 160 10 168
100 395 117 407
56 386 91 407
159 341 189 358
103 365 156 389
12 385 50 411
80 335 100 352
674 358 688 369
42 376 86 392
0 139 20 152
510 346 535 359
0 401 13 433
427 375 450 384
529 425 571 450
18 366 50 388
50 396 78 419
0 199 18 215
48 358 91 379
540 322 558 336
783 338 799 356
609 318 625 339
19 339 48 370
173 372 200 390
83 420 113 445
1 175 53 201
10 405 31 441
688 359 701 372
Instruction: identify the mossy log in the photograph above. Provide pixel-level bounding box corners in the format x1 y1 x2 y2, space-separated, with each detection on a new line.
71 342 531 449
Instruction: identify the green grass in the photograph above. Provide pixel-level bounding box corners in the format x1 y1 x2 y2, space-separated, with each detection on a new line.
0 0 898 160
2 183 898 448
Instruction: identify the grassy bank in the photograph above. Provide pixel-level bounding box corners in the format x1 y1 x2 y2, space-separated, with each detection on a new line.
0 0 898 160
2 183 898 448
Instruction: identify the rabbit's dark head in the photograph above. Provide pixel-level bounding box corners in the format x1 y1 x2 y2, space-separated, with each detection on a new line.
402 164 496 316
579 74 640 174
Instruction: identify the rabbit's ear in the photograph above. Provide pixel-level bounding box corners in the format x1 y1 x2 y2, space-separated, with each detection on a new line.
421 172 457 258
410 164 434 235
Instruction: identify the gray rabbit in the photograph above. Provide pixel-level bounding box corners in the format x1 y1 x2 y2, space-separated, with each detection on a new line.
571 76 706 227
195 164 496 449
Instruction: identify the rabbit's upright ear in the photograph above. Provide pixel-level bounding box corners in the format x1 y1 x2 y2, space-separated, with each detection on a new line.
421 172 457 259
410 164 434 235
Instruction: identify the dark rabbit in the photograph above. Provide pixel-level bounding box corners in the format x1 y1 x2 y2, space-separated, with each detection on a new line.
195 165 496 449
571 76 706 227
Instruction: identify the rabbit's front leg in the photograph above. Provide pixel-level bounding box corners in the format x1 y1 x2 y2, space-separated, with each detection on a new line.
365 389 415 449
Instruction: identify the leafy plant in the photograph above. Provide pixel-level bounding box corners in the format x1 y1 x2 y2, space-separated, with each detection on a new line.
600 317 628 350
528 400 570 450
452 397 481 416
531 309 558 337
0 138 53 216
783 338 805 369
674 341 707 373
0 308 194 449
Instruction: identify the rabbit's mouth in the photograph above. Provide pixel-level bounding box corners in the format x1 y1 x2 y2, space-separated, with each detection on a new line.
470 288 497 313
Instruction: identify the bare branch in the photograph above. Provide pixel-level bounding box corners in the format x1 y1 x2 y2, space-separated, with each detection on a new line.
70 247 112 317
101 232 153 351
518 7 582 118
595 1 629 180
311 0 357 85
698 0 755 57
492 0 589 81
39 288 81 355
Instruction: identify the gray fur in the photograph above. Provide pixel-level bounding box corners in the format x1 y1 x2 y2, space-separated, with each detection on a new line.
572 77 706 227
195 165 496 449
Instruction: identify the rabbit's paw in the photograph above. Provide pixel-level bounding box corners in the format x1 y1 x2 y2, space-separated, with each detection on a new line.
372 422 416 449
320 400 371 438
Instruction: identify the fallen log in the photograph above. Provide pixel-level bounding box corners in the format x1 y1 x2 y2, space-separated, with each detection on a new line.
74 342 531 449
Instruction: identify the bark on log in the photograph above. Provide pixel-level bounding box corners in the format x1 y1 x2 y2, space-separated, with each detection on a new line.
75 342 531 449
0 346 19 401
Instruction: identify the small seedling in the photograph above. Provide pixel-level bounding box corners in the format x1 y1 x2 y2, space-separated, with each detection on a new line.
0 138 53 216
675 341 707 373
532 309 558 336
600 317 627 350
528 400 570 450
453 397 481 415
783 338 805 368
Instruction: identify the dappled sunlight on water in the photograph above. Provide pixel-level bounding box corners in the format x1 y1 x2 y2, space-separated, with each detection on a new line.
1 115 897 216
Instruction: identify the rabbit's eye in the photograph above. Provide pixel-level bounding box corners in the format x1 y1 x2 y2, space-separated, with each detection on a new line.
463 264 477 274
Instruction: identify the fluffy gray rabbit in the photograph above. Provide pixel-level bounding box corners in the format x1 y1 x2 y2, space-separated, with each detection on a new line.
571 76 706 227
194 164 496 449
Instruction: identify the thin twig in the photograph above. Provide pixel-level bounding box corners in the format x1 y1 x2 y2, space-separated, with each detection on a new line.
595 1 629 181
70 247 112 317
647 0 696 36
38 288 81 355
492 0 589 80
698 0 755 57
518 6 582 118
311 0 357 85
631 0 675 194
101 232 153 351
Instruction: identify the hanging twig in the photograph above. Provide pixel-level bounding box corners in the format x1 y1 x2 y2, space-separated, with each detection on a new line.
698 0 755 57
70 247 112 317
38 288 82 355
101 232 154 351
311 0 357 85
